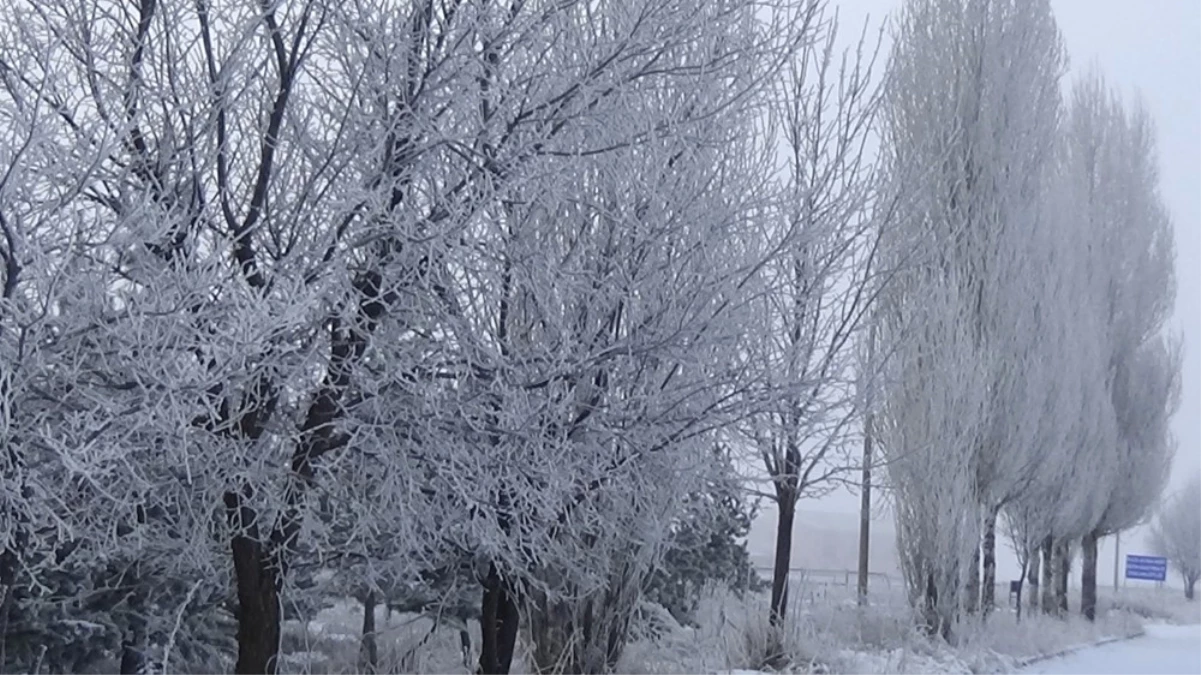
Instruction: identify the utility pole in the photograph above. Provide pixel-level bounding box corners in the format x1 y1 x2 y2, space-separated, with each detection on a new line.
1113 530 1121 593
857 322 876 607
857 412 872 606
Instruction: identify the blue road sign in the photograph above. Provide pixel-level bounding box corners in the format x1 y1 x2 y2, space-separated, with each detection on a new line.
1125 554 1168 582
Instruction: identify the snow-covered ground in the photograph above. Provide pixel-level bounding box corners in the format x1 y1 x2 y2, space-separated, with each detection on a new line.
1019 623 1201 675
274 584 1198 673
595 590 1126 673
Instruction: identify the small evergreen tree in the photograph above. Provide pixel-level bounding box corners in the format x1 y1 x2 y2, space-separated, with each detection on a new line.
644 445 763 626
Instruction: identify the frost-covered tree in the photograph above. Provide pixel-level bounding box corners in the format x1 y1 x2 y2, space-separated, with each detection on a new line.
0 12 239 668
644 445 762 627
1151 477 1201 600
998 259 1109 626
741 0 889 630
0 1 802 672
387 3 804 670
873 277 980 639
1010 116 1122 618
875 0 1065 637
1081 337 1179 619
0 1 446 668
1058 72 1179 622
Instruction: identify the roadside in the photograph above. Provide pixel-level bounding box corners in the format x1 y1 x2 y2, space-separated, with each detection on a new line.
1017 623 1201 675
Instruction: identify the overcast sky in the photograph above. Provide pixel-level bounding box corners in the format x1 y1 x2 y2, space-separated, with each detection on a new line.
749 0 1200 586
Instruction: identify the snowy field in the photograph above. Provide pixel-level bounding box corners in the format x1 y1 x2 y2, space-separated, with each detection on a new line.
275 581 1199 674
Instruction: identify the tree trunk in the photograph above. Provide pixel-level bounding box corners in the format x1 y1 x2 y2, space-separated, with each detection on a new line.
981 506 998 616
1054 541 1069 615
1 482 31 666
1186 574 1197 601
0 542 20 664
119 640 146 675
857 405 873 607
1027 546 1041 612
360 590 378 674
1080 530 1099 622
120 592 147 675
230 535 281 674
936 571 953 643
460 628 473 670
1040 536 1055 615
769 496 796 627
1015 560 1028 624
965 540 980 615
923 571 936 635
478 564 520 675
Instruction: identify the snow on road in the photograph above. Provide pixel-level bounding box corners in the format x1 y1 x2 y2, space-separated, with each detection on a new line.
1020 623 1201 675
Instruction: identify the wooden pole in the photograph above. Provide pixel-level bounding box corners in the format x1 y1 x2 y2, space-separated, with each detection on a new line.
857 322 876 607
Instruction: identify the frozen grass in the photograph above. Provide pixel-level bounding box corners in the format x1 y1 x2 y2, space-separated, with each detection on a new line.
618 582 1159 675
616 584 928 674
1098 586 1201 625
954 606 1141 673
273 582 1191 673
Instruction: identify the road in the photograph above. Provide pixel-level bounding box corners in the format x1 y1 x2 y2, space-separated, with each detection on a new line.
1019 623 1201 675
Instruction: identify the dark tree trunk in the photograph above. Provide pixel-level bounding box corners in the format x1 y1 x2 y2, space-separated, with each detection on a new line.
1015 559 1028 624
478 564 520 675
1040 536 1055 614
1027 546 1041 612
965 539 980 615
923 570 941 638
225 257 392 673
229 535 281 673
360 590 378 674
120 591 148 675
769 496 796 627
1185 574 1197 601
981 506 998 616
1081 530 1099 622
857 407 873 607
460 628 473 670
0 539 19 658
1 469 31 660
933 574 952 643
1055 541 1070 615
119 641 146 675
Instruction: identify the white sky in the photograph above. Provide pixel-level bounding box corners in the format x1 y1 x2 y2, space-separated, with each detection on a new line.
749 0 1201 590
